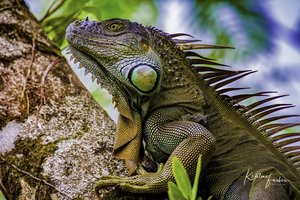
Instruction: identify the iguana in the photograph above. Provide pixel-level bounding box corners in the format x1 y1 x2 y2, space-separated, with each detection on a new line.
66 18 300 199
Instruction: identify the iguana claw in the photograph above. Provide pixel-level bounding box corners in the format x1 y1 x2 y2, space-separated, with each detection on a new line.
95 170 169 193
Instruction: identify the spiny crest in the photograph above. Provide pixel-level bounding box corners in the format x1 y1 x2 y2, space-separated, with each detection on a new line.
145 26 186 60
171 34 300 170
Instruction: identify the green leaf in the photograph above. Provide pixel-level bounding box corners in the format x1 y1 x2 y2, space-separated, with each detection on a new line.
191 155 202 200
172 156 192 199
168 181 186 200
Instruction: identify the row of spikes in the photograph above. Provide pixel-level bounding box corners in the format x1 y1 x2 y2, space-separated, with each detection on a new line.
169 33 300 169
65 46 120 109
65 47 99 82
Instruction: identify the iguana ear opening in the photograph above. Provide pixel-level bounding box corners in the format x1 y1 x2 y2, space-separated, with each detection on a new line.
129 64 158 93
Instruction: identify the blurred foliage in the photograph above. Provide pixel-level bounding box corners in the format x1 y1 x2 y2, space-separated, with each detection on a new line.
40 0 157 49
193 0 275 60
91 88 111 107
0 191 5 200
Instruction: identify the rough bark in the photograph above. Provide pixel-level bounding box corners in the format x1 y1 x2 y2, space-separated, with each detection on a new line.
0 1 158 199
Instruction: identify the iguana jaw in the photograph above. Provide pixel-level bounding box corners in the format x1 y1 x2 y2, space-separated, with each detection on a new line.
67 44 118 95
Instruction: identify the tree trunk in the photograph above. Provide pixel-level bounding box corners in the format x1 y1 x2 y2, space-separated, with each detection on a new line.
0 0 147 199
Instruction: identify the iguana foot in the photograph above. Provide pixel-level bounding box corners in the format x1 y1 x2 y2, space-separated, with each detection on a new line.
95 169 169 193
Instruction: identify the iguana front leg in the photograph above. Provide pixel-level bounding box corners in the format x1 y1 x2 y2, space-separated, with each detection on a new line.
96 107 216 193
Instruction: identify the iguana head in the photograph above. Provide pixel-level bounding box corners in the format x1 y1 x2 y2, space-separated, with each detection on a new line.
66 18 162 101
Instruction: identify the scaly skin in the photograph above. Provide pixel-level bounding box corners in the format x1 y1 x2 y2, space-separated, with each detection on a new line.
66 18 300 199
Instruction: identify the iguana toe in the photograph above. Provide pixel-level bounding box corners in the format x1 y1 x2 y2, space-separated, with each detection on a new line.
96 172 169 193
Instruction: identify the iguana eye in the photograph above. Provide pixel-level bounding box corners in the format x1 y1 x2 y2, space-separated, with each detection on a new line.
121 64 158 93
107 23 123 31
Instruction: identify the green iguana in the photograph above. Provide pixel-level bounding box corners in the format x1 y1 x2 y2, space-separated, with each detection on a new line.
66 18 300 199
